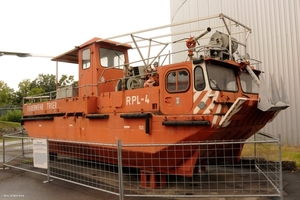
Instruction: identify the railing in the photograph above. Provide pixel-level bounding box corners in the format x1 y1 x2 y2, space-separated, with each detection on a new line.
22 84 98 104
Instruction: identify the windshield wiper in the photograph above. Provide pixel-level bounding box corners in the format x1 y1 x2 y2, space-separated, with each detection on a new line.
210 79 223 91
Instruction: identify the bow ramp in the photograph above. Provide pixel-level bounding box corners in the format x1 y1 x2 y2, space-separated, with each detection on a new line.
258 74 289 112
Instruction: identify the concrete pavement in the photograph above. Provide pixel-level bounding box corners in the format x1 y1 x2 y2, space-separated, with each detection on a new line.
1 166 300 200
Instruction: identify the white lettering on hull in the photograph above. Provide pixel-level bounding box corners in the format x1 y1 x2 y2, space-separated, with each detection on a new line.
27 104 44 112
126 95 150 105
47 102 57 109
27 101 57 112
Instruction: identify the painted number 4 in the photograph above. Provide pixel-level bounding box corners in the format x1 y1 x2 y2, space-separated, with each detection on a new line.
145 95 150 103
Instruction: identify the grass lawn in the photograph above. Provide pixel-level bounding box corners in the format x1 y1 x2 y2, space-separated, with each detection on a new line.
242 143 300 170
0 121 21 129
0 121 22 139
281 145 300 169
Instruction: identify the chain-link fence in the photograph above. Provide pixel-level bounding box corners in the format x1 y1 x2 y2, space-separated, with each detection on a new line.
1 132 282 199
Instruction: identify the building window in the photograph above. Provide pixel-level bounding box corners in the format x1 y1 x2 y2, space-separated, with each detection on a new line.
166 69 189 92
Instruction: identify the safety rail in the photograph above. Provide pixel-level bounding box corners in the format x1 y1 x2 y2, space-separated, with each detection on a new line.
22 84 98 104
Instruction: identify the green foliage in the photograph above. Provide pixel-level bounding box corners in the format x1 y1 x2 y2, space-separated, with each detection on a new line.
14 79 31 106
0 73 78 106
0 121 22 139
28 87 45 96
28 73 77 94
0 115 7 121
0 109 22 123
59 74 78 86
30 74 56 93
0 80 15 107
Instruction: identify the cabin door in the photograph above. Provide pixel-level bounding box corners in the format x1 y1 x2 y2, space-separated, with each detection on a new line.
160 68 193 114
79 48 96 96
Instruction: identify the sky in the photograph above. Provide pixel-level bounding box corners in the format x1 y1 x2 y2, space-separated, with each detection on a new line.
0 0 171 90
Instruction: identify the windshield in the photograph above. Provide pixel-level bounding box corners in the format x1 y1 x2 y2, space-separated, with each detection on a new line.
99 48 125 68
240 72 259 93
206 63 238 92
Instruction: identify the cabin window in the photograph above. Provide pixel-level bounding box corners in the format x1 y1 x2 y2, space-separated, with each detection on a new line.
99 48 125 68
206 63 238 92
240 72 259 93
82 49 91 69
194 66 205 90
166 69 189 92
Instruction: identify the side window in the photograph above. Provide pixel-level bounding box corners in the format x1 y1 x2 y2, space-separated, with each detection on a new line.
194 66 205 90
166 69 189 92
82 48 91 69
240 72 259 93
100 48 125 68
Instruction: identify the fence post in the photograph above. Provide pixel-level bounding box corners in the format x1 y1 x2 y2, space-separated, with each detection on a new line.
21 129 24 157
254 133 257 168
278 134 283 200
2 135 5 170
117 140 124 200
43 136 53 183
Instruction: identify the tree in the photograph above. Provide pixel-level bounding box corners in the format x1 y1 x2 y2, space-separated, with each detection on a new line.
14 79 46 106
58 74 78 86
29 74 56 93
29 73 77 93
28 88 45 96
0 80 14 107
3 74 78 106
18 79 31 97
14 79 31 105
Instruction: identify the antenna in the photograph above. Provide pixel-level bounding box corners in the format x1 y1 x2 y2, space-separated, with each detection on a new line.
171 0 188 23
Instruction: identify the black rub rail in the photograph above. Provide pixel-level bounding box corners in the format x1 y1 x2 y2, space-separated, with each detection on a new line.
162 121 210 126
120 113 152 134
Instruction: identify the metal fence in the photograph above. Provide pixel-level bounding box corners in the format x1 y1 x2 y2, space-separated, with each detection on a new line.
0 107 22 117
1 132 282 199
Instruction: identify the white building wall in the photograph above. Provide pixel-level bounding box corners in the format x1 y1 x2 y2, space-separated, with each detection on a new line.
170 0 300 145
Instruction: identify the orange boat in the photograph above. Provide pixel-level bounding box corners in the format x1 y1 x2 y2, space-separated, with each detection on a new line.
21 14 289 186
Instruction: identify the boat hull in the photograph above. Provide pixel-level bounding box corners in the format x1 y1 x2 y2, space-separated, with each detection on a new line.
23 103 277 176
